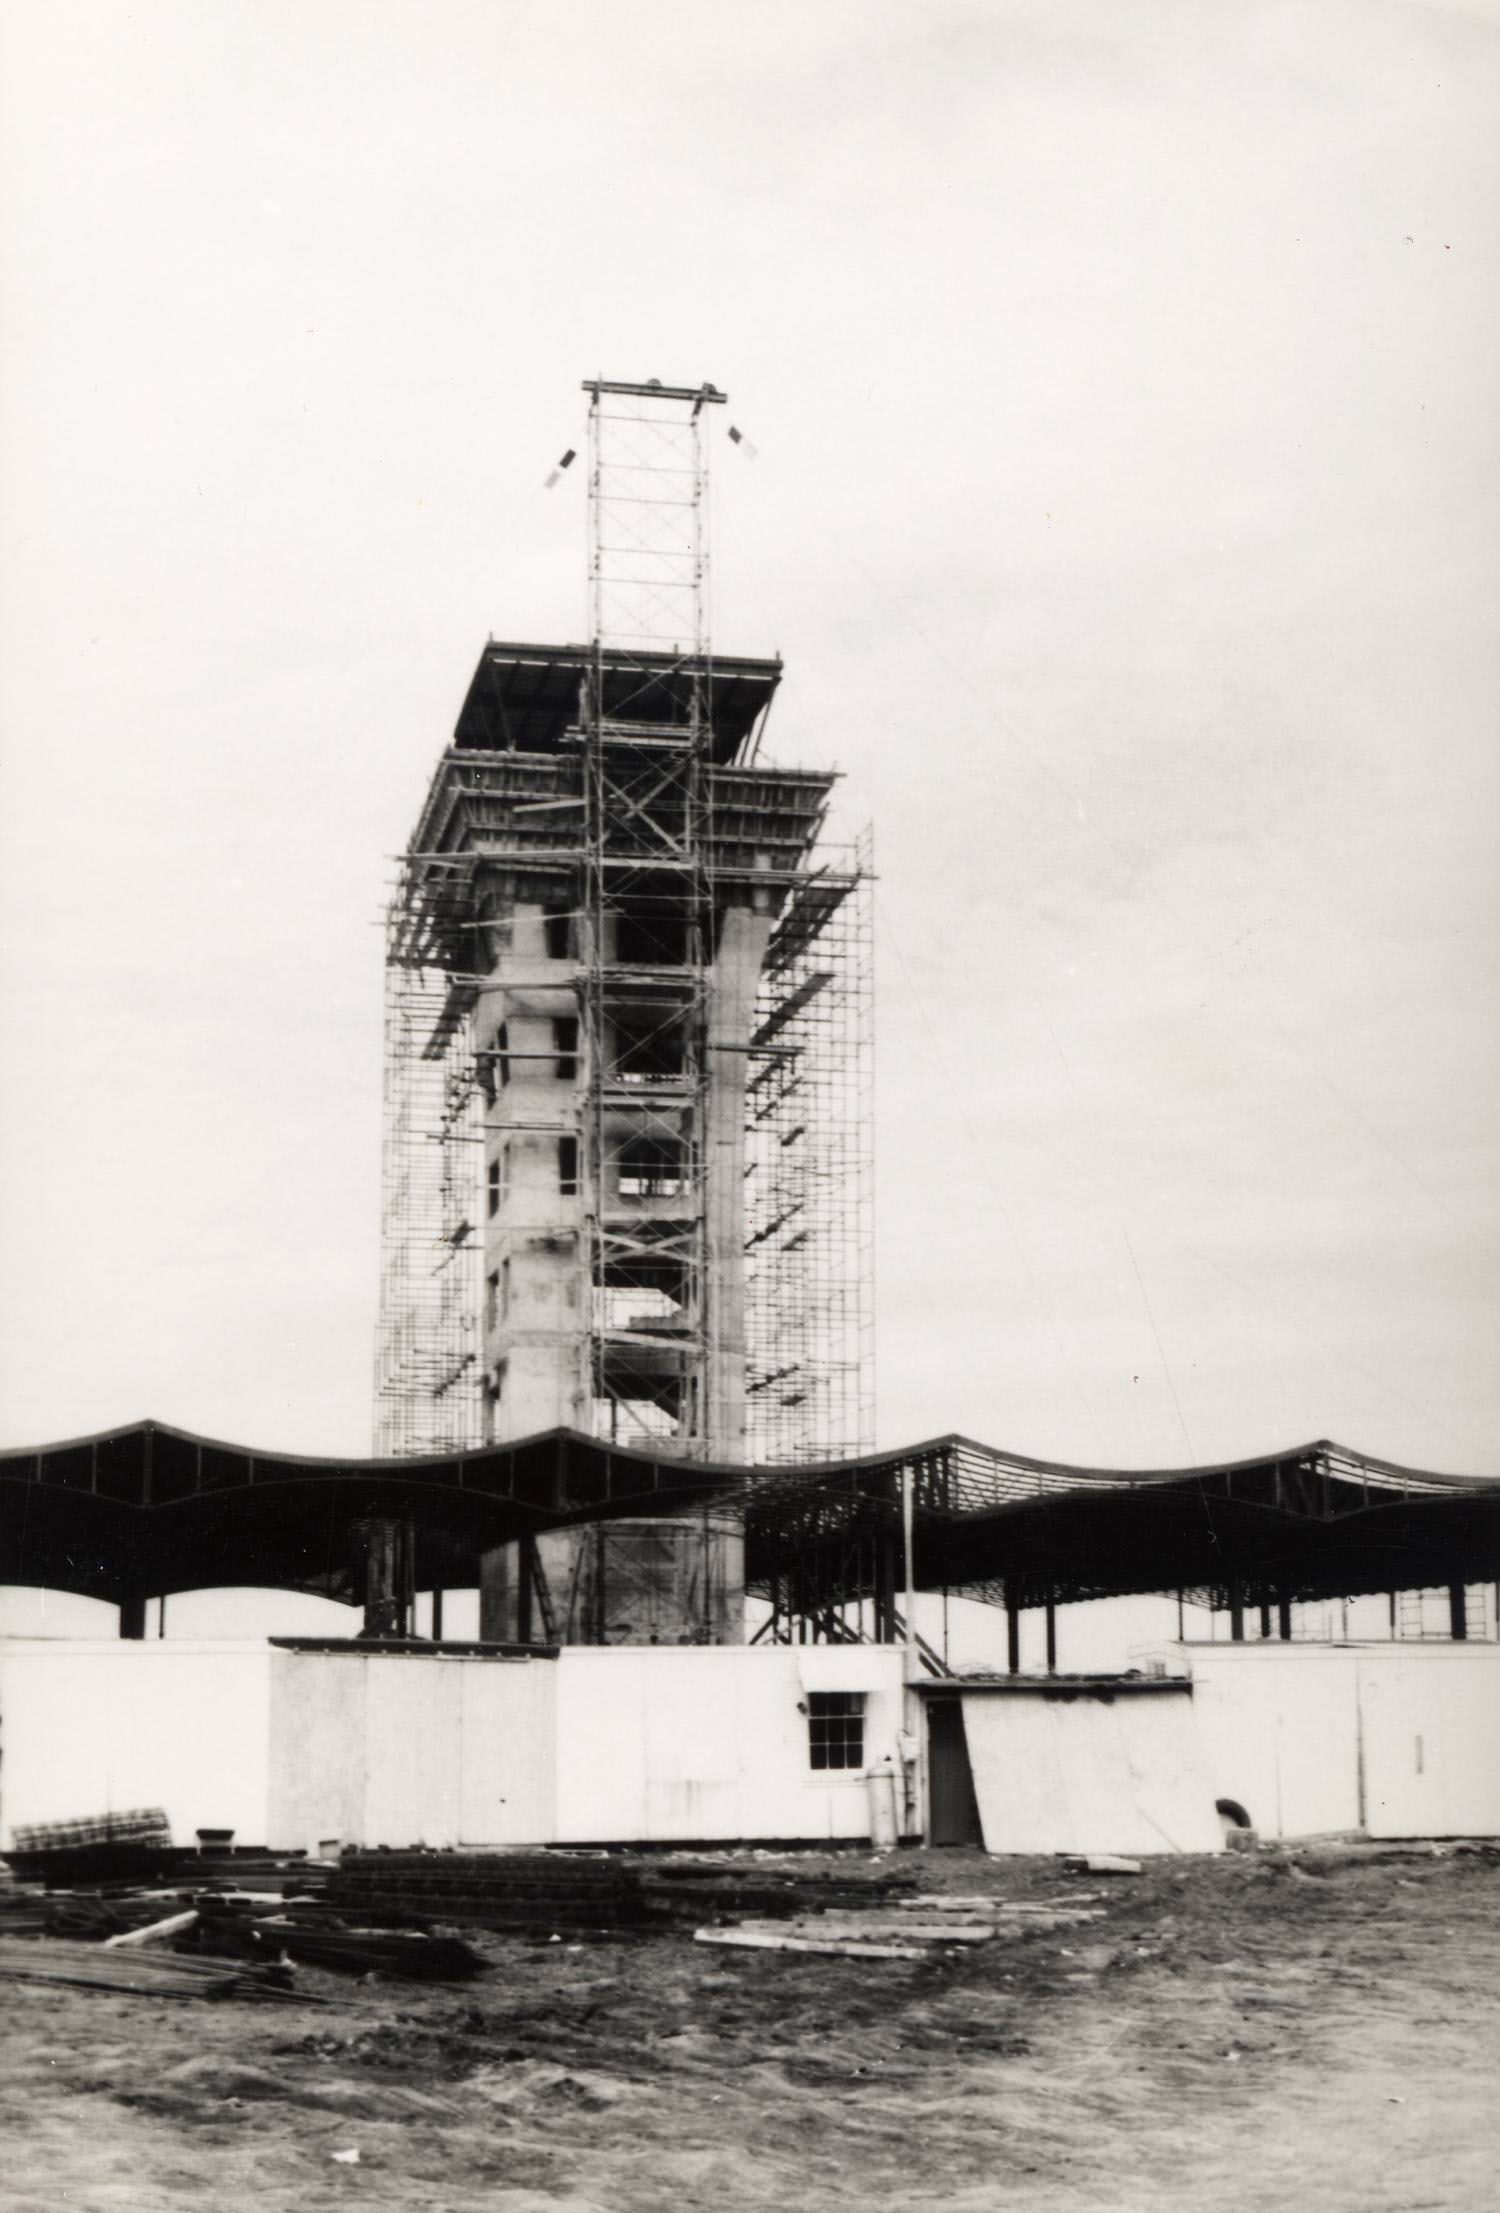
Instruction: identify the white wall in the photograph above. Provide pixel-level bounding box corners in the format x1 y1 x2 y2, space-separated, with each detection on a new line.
1 1640 907 1853
0 1640 273 1848
553 1645 908 1843
957 1685 1224 1857
266 1649 557 1852
1175 1644 1500 1839
267 1644 906 1849
1183 1648 1363 1838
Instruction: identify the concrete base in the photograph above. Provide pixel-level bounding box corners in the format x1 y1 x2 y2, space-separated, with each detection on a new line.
480 1516 744 1645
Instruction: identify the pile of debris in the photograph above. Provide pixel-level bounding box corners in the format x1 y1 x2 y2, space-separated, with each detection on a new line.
6 1808 178 1891
324 1850 921 1937
0 1826 1133 1989
0 1825 487 2002
326 1850 650 1935
5 1812 332 1901
187 1899 486 1982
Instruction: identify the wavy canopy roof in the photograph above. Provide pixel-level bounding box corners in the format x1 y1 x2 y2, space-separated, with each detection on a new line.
1 1421 1496 1617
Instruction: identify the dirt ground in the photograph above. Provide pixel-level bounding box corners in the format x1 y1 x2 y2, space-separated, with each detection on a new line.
2 1845 1497 2213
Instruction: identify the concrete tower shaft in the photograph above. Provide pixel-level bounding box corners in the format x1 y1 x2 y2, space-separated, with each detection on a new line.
409 639 836 1459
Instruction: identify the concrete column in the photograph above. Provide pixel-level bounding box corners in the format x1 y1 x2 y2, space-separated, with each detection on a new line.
478 1541 518 1642
118 1594 147 1640
873 1532 898 1644
356 1517 415 1640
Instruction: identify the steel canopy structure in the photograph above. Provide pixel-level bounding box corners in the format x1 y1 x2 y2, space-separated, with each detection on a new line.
2 1421 1496 1639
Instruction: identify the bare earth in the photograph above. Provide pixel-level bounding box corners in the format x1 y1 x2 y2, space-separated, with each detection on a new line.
2 1847 1496 2213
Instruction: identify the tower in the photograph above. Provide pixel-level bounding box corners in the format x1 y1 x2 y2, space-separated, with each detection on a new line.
376 379 872 1641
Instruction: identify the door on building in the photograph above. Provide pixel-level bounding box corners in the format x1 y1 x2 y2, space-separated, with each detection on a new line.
926 1696 983 1846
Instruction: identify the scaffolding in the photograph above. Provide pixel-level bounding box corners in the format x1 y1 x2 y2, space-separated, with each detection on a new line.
373 861 485 1456
743 826 875 1464
581 378 720 1453
373 377 876 1520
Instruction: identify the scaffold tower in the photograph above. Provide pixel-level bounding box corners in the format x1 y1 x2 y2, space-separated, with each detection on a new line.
581 378 722 1452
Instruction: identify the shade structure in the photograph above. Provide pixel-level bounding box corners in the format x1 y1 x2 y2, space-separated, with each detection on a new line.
1 1422 1496 1625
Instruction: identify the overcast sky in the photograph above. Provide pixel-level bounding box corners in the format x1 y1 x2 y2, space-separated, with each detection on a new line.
2 0 1497 1490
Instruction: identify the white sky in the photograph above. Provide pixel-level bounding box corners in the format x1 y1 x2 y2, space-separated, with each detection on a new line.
2 0 1497 1493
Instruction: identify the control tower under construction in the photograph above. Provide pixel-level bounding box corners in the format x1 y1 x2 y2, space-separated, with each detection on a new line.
375 379 872 1641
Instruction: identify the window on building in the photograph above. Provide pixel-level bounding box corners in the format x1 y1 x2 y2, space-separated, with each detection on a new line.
500 1256 511 1319
485 1270 500 1330
487 1158 501 1218
617 1134 686 1197
610 1010 685 1081
806 1691 865 1771
558 1135 579 1196
495 1022 510 1087
614 902 688 967
553 1016 579 1081
543 904 573 961
481 1360 506 1443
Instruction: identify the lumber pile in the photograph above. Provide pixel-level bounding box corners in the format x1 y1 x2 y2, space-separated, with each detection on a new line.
186 1851 333 1898
0 1935 310 2002
0 1890 50 1938
637 1860 918 1928
5 1827 330 1898
694 1891 1108 1962
190 1900 487 1981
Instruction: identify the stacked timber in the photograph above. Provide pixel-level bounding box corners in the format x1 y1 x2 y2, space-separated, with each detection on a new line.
0 1888 51 1937
325 1852 650 1935
184 1850 330 1894
0 1935 308 2002
190 1900 487 1981
695 1894 1108 1962
324 1851 919 1936
636 1861 917 1927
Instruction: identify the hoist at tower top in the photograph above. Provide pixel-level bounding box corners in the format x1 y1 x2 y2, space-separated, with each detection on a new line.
582 376 727 663
581 377 726 406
